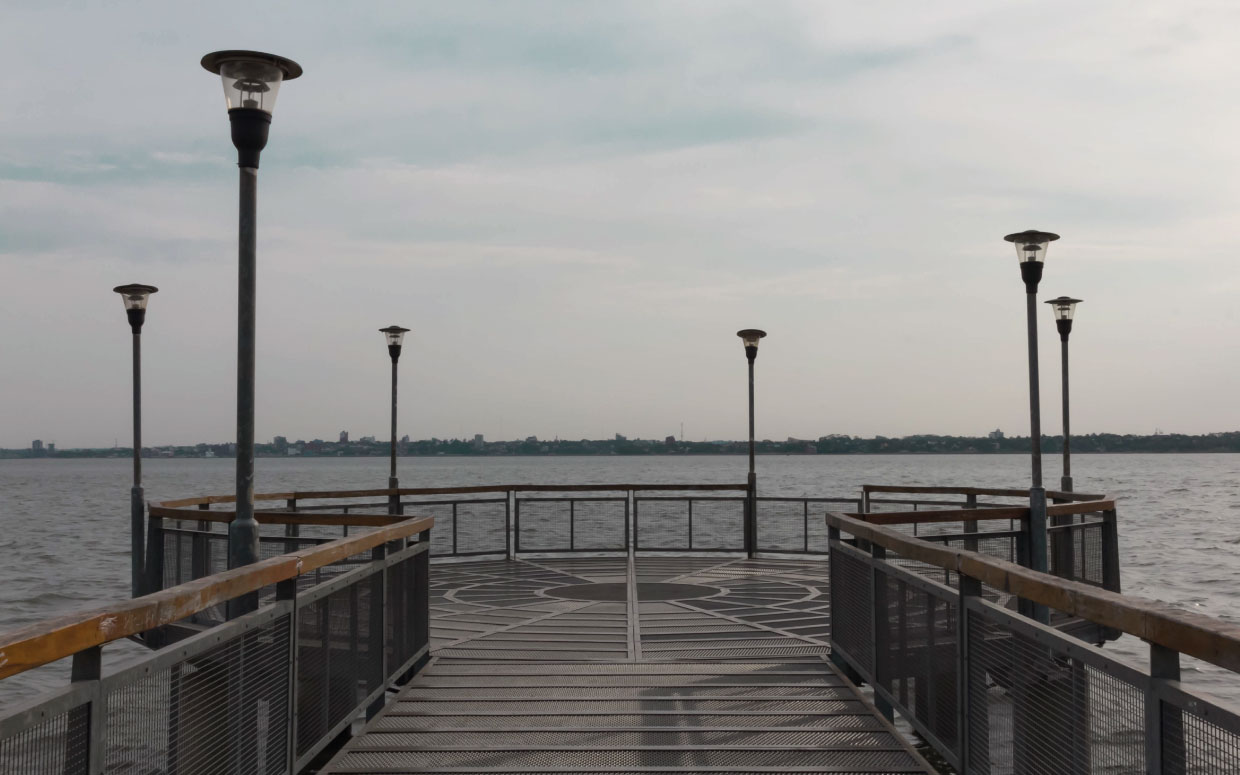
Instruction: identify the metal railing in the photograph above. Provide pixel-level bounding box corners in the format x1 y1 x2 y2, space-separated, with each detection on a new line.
0 516 432 774
827 509 1240 774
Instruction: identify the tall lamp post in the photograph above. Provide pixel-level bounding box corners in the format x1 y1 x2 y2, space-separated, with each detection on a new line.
380 326 410 515
1003 230 1058 622
114 284 158 597
737 329 766 559
1046 297 1082 493
202 50 302 579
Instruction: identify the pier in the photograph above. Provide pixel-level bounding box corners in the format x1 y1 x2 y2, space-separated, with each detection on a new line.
1 482 1238 773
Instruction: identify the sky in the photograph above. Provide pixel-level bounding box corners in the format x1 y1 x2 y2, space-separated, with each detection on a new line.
2 1 1238 448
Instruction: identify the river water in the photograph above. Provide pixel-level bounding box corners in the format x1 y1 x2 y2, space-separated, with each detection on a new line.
1 453 1238 710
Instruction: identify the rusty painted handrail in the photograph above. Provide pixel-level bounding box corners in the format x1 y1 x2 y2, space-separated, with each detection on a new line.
826 510 1239 674
0 515 434 681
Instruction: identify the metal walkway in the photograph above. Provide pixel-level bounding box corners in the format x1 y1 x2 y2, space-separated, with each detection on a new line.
323 556 933 774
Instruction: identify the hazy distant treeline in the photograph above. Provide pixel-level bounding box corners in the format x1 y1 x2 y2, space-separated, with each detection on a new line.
4 431 1239 459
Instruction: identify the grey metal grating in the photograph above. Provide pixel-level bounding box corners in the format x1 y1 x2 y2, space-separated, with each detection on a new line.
1163 699 1240 774
966 610 1144 774
0 702 86 774
105 613 292 774
830 548 874 676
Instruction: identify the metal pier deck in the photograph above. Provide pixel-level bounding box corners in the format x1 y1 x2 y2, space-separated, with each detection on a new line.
323 556 933 774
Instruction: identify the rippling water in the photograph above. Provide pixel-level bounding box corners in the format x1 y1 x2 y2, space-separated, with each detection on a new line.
1 453 1237 709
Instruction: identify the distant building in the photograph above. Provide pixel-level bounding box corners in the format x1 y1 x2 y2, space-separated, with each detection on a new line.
472 434 485 450
401 435 410 444
525 436 538 443
339 431 349 443
615 433 627 442
360 435 376 443
665 435 676 446
273 436 288 453
988 429 1005 440
47 443 55 454
31 440 46 458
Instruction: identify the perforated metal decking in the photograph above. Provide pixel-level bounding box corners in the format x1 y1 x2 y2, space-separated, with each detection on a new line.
322 557 933 774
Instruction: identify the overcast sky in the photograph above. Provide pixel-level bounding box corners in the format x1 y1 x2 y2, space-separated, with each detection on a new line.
2 1 1238 448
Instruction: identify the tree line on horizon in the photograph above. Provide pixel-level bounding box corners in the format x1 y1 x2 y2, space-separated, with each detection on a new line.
5 430 1239 459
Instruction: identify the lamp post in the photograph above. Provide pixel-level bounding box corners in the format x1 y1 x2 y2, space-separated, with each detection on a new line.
114 284 158 597
737 329 766 559
1045 297 1082 492
202 50 302 580
1003 230 1058 622
380 326 410 515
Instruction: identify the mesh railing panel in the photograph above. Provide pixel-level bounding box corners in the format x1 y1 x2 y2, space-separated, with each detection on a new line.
876 569 959 760
756 500 807 552
1048 518 1106 588
516 500 570 552
1163 698 1240 774
966 606 1144 774
0 700 87 774
295 569 384 760
635 499 689 550
453 500 507 555
689 499 745 551
829 546 873 676
104 612 292 775
570 500 627 551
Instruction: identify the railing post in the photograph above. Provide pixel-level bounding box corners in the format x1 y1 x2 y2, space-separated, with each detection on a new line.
145 515 165 598
963 493 978 553
957 574 982 774
745 476 757 558
367 543 388 720
687 498 693 551
1101 508 1121 593
193 503 211 583
277 577 299 770
869 543 892 721
513 495 521 556
67 646 103 775
1147 643 1183 774
625 490 632 555
505 491 513 560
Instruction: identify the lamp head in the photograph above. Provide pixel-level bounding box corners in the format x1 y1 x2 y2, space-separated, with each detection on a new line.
113 284 158 333
380 325 410 361
736 329 767 361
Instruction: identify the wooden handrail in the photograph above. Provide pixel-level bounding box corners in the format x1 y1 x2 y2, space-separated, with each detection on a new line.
0 516 434 681
861 484 1107 502
851 497 1115 526
155 483 749 510
826 511 1240 674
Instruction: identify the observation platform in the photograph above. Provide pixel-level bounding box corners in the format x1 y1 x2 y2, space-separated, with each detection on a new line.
322 556 934 774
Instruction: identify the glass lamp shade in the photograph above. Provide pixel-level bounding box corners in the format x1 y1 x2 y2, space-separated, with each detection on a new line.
1004 230 1060 264
201 51 303 114
736 329 767 349
1045 296 1082 321
113 284 158 310
379 326 410 347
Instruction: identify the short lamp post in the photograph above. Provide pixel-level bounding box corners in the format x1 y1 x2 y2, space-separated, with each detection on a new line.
1004 230 1059 623
201 50 301 584
1046 297 1082 493
380 326 410 515
737 329 766 559
114 284 158 597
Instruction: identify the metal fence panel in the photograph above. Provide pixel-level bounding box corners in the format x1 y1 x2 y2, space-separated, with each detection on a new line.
965 599 1145 775
634 499 688 551
0 685 92 774
828 543 873 678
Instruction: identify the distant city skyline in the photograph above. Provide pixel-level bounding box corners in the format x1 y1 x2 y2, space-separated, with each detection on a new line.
3 2 1238 448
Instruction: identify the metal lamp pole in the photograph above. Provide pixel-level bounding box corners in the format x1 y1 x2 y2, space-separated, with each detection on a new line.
114 284 158 597
1046 297 1082 492
202 51 301 585
737 329 766 559
1003 230 1059 623
380 326 410 515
